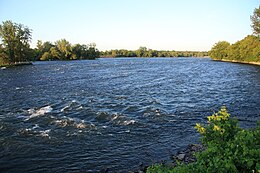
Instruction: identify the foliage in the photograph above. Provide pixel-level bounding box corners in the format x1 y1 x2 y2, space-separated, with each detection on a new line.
40 52 52 61
0 20 100 63
147 107 260 173
0 20 33 64
209 35 260 62
36 40 100 61
209 6 260 63
0 43 9 65
251 6 260 36
56 39 72 60
208 41 230 60
100 46 208 58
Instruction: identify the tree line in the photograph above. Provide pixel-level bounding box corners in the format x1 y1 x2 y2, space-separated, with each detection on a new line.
209 6 260 63
35 40 99 61
0 20 100 65
101 47 208 58
2 5 258 65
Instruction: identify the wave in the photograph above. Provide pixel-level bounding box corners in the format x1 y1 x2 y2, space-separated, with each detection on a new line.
60 100 83 112
26 105 53 120
110 113 136 126
95 112 110 122
121 120 136 125
18 127 51 138
37 129 51 138
53 117 95 129
95 112 137 126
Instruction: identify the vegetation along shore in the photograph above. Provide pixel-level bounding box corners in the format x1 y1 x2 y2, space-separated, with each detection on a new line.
146 107 260 173
209 6 260 65
1 5 259 66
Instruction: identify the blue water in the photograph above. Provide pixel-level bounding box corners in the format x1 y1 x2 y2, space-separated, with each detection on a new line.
0 58 259 172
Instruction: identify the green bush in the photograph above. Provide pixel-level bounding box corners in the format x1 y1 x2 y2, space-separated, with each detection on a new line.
147 107 260 173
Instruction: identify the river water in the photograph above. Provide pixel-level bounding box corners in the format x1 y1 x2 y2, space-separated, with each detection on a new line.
0 58 259 172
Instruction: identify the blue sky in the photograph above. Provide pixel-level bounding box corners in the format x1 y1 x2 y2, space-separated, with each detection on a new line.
0 0 259 51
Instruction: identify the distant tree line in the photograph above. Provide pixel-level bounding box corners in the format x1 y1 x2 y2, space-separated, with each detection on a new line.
0 20 100 65
209 6 260 63
101 47 208 58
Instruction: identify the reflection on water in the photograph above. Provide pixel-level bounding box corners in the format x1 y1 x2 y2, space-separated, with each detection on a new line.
0 58 259 172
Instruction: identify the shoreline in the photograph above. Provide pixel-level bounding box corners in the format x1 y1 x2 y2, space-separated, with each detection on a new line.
212 59 260 66
0 61 33 67
100 144 205 173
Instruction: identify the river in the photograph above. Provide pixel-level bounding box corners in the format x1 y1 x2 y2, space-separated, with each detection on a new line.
0 58 259 172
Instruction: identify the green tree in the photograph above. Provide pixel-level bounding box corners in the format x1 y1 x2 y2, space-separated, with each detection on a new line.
238 35 260 62
49 47 60 60
0 20 32 64
40 52 51 61
251 6 260 36
86 43 99 59
209 41 230 60
72 44 88 60
227 42 240 61
15 23 32 62
0 43 8 64
55 39 72 60
35 40 43 60
36 40 55 60
226 35 260 62
136 46 147 57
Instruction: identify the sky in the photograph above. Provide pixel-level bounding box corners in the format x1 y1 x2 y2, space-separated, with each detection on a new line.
0 0 259 51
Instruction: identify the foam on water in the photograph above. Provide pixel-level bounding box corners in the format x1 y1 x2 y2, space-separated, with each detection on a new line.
121 120 136 125
111 114 120 121
18 127 51 138
27 106 53 120
53 117 94 129
60 100 83 112
61 105 70 112
32 124 39 129
37 129 51 138
108 113 137 126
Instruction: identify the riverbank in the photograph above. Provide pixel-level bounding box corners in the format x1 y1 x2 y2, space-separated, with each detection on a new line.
212 59 260 66
98 144 205 173
131 144 205 173
0 61 33 67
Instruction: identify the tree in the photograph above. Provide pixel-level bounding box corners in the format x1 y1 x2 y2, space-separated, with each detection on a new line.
0 20 32 63
136 46 147 57
55 39 72 60
0 43 8 64
15 23 32 62
36 40 55 60
251 6 260 36
40 52 51 61
227 42 240 61
49 47 60 60
86 43 99 59
72 43 88 60
210 35 260 63
209 41 230 60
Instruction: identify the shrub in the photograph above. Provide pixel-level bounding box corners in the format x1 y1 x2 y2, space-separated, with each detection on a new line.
147 107 260 173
